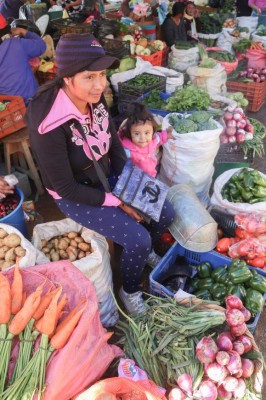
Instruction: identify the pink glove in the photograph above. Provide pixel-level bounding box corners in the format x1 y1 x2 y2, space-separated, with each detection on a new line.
102 192 121 207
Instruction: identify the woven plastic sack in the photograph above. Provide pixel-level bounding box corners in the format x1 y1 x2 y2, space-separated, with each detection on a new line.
207 47 238 75
32 218 118 327
246 49 266 69
217 29 240 53
252 32 266 46
186 63 227 96
168 46 199 72
237 16 258 34
75 377 167 400
3 261 123 400
211 168 266 215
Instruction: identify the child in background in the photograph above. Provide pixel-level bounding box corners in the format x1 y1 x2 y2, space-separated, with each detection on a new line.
119 103 174 177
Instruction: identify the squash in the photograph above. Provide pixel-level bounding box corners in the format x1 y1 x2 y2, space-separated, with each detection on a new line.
137 38 148 48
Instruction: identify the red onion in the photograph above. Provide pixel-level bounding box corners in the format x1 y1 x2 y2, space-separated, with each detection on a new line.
236 128 246 136
196 337 218 364
225 295 243 310
225 127 236 136
227 119 237 128
232 378 246 399
226 309 245 327
234 369 243 378
233 341 245 355
198 380 218 400
240 307 251 322
228 136 236 143
227 351 242 375
234 106 244 114
239 71 247 78
247 67 254 73
230 323 247 337
206 362 228 382
245 123 254 133
236 134 245 143
217 333 233 352
177 374 193 396
168 387 186 400
252 73 259 79
217 384 232 399
245 132 253 141
261 67 266 75
216 351 230 366
241 358 254 378
237 335 252 353
224 111 233 121
223 376 238 392
236 120 246 129
260 75 266 82
220 134 229 144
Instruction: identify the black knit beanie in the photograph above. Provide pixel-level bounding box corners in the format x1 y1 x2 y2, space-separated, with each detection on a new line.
56 33 120 78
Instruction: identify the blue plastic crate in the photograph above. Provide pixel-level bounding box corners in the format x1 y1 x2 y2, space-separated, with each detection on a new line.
136 91 171 117
149 242 266 334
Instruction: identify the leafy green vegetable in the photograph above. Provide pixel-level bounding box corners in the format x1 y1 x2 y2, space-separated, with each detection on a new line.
168 112 218 134
199 58 217 68
189 111 214 124
168 115 198 134
141 89 166 109
165 85 211 112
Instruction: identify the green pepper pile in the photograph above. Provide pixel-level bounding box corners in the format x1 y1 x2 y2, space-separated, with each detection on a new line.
208 50 235 63
126 73 162 88
141 89 166 110
191 259 266 315
222 168 266 204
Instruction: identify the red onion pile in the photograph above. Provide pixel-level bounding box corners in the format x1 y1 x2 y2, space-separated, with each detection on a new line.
220 105 254 144
238 67 266 83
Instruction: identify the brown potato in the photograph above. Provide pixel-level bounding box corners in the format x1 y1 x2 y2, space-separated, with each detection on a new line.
45 242 54 251
5 248 16 262
59 249 68 259
41 239 47 247
74 236 83 244
42 247 50 255
51 251 60 261
70 239 78 248
3 233 21 248
2 260 14 270
0 239 4 247
0 259 5 269
58 238 68 251
68 231 78 239
78 242 91 252
0 245 9 259
66 246 78 262
15 246 26 258
86 251 92 256
0 228 8 239
78 250 85 259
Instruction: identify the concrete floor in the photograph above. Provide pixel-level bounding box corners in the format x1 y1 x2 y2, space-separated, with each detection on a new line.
25 101 266 396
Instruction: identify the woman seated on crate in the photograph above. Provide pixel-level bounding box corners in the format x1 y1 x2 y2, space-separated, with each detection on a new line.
161 2 187 48
26 32 175 316
183 1 201 40
0 13 46 105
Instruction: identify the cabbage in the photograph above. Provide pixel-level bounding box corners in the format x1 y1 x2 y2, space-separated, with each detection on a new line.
118 56 137 72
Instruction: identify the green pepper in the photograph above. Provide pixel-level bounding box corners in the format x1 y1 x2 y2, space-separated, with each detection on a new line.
197 262 212 278
228 284 246 301
211 266 228 283
228 264 252 284
249 197 266 204
210 283 227 302
247 274 266 294
252 186 266 198
197 278 213 290
240 189 253 201
231 259 247 269
190 278 200 291
244 288 265 314
253 175 266 187
194 289 212 300
243 173 255 189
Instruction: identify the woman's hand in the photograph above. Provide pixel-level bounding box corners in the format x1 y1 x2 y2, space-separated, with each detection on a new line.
0 178 14 198
119 203 144 222
167 126 174 139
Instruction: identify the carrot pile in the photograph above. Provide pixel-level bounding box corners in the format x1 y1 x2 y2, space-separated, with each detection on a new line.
0 264 86 399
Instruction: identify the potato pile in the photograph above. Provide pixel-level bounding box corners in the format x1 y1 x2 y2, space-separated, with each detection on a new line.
41 231 92 262
0 229 26 270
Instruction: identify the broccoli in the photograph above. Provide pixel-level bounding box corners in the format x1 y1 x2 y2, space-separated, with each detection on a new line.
169 115 198 134
198 120 217 131
187 111 212 124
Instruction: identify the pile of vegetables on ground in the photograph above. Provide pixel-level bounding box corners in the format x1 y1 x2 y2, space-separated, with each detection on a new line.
168 111 218 134
221 168 266 204
0 229 25 270
0 265 85 399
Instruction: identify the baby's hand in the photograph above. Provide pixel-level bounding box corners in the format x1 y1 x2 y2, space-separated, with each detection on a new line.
167 126 174 139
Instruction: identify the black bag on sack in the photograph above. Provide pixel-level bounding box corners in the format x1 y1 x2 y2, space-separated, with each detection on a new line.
112 161 169 223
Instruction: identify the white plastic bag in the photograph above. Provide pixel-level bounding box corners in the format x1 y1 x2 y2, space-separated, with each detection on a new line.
186 63 227 96
32 218 118 327
252 32 266 46
211 168 266 215
237 16 258 33
159 114 223 206
168 46 199 72
110 57 151 93
0 223 37 269
216 29 240 53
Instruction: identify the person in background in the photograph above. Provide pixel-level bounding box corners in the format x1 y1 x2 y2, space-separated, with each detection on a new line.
26 33 175 315
119 103 174 178
183 1 201 40
236 0 252 16
0 177 14 199
248 0 266 24
161 2 186 48
121 0 158 19
0 13 46 104
0 0 34 20
61 0 82 14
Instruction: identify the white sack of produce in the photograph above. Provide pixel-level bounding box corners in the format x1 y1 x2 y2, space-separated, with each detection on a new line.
237 16 258 34
159 113 223 205
0 223 37 269
211 168 266 215
252 25 266 45
110 57 151 93
186 63 227 96
168 46 199 72
216 29 241 53
32 218 118 328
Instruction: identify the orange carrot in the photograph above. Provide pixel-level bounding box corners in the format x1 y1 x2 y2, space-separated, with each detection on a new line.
9 280 46 336
22 291 27 306
0 273 11 324
32 288 57 321
54 293 68 327
35 286 62 336
11 265 23 315
50 305 86 350
54 298 86 335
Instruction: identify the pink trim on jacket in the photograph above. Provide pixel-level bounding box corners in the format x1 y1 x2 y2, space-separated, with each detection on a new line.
102 192 121 206
120 131 168 177
46 188 62 200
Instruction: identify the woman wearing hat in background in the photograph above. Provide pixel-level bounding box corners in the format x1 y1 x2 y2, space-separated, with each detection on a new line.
26 33 175 317
0 13 46 104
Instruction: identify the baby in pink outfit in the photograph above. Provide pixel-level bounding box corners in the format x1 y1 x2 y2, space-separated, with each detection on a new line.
119 103 173 177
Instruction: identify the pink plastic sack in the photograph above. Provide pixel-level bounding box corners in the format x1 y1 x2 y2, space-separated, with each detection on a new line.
207 47 238 75
246 49 266 69
4 261 123 400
